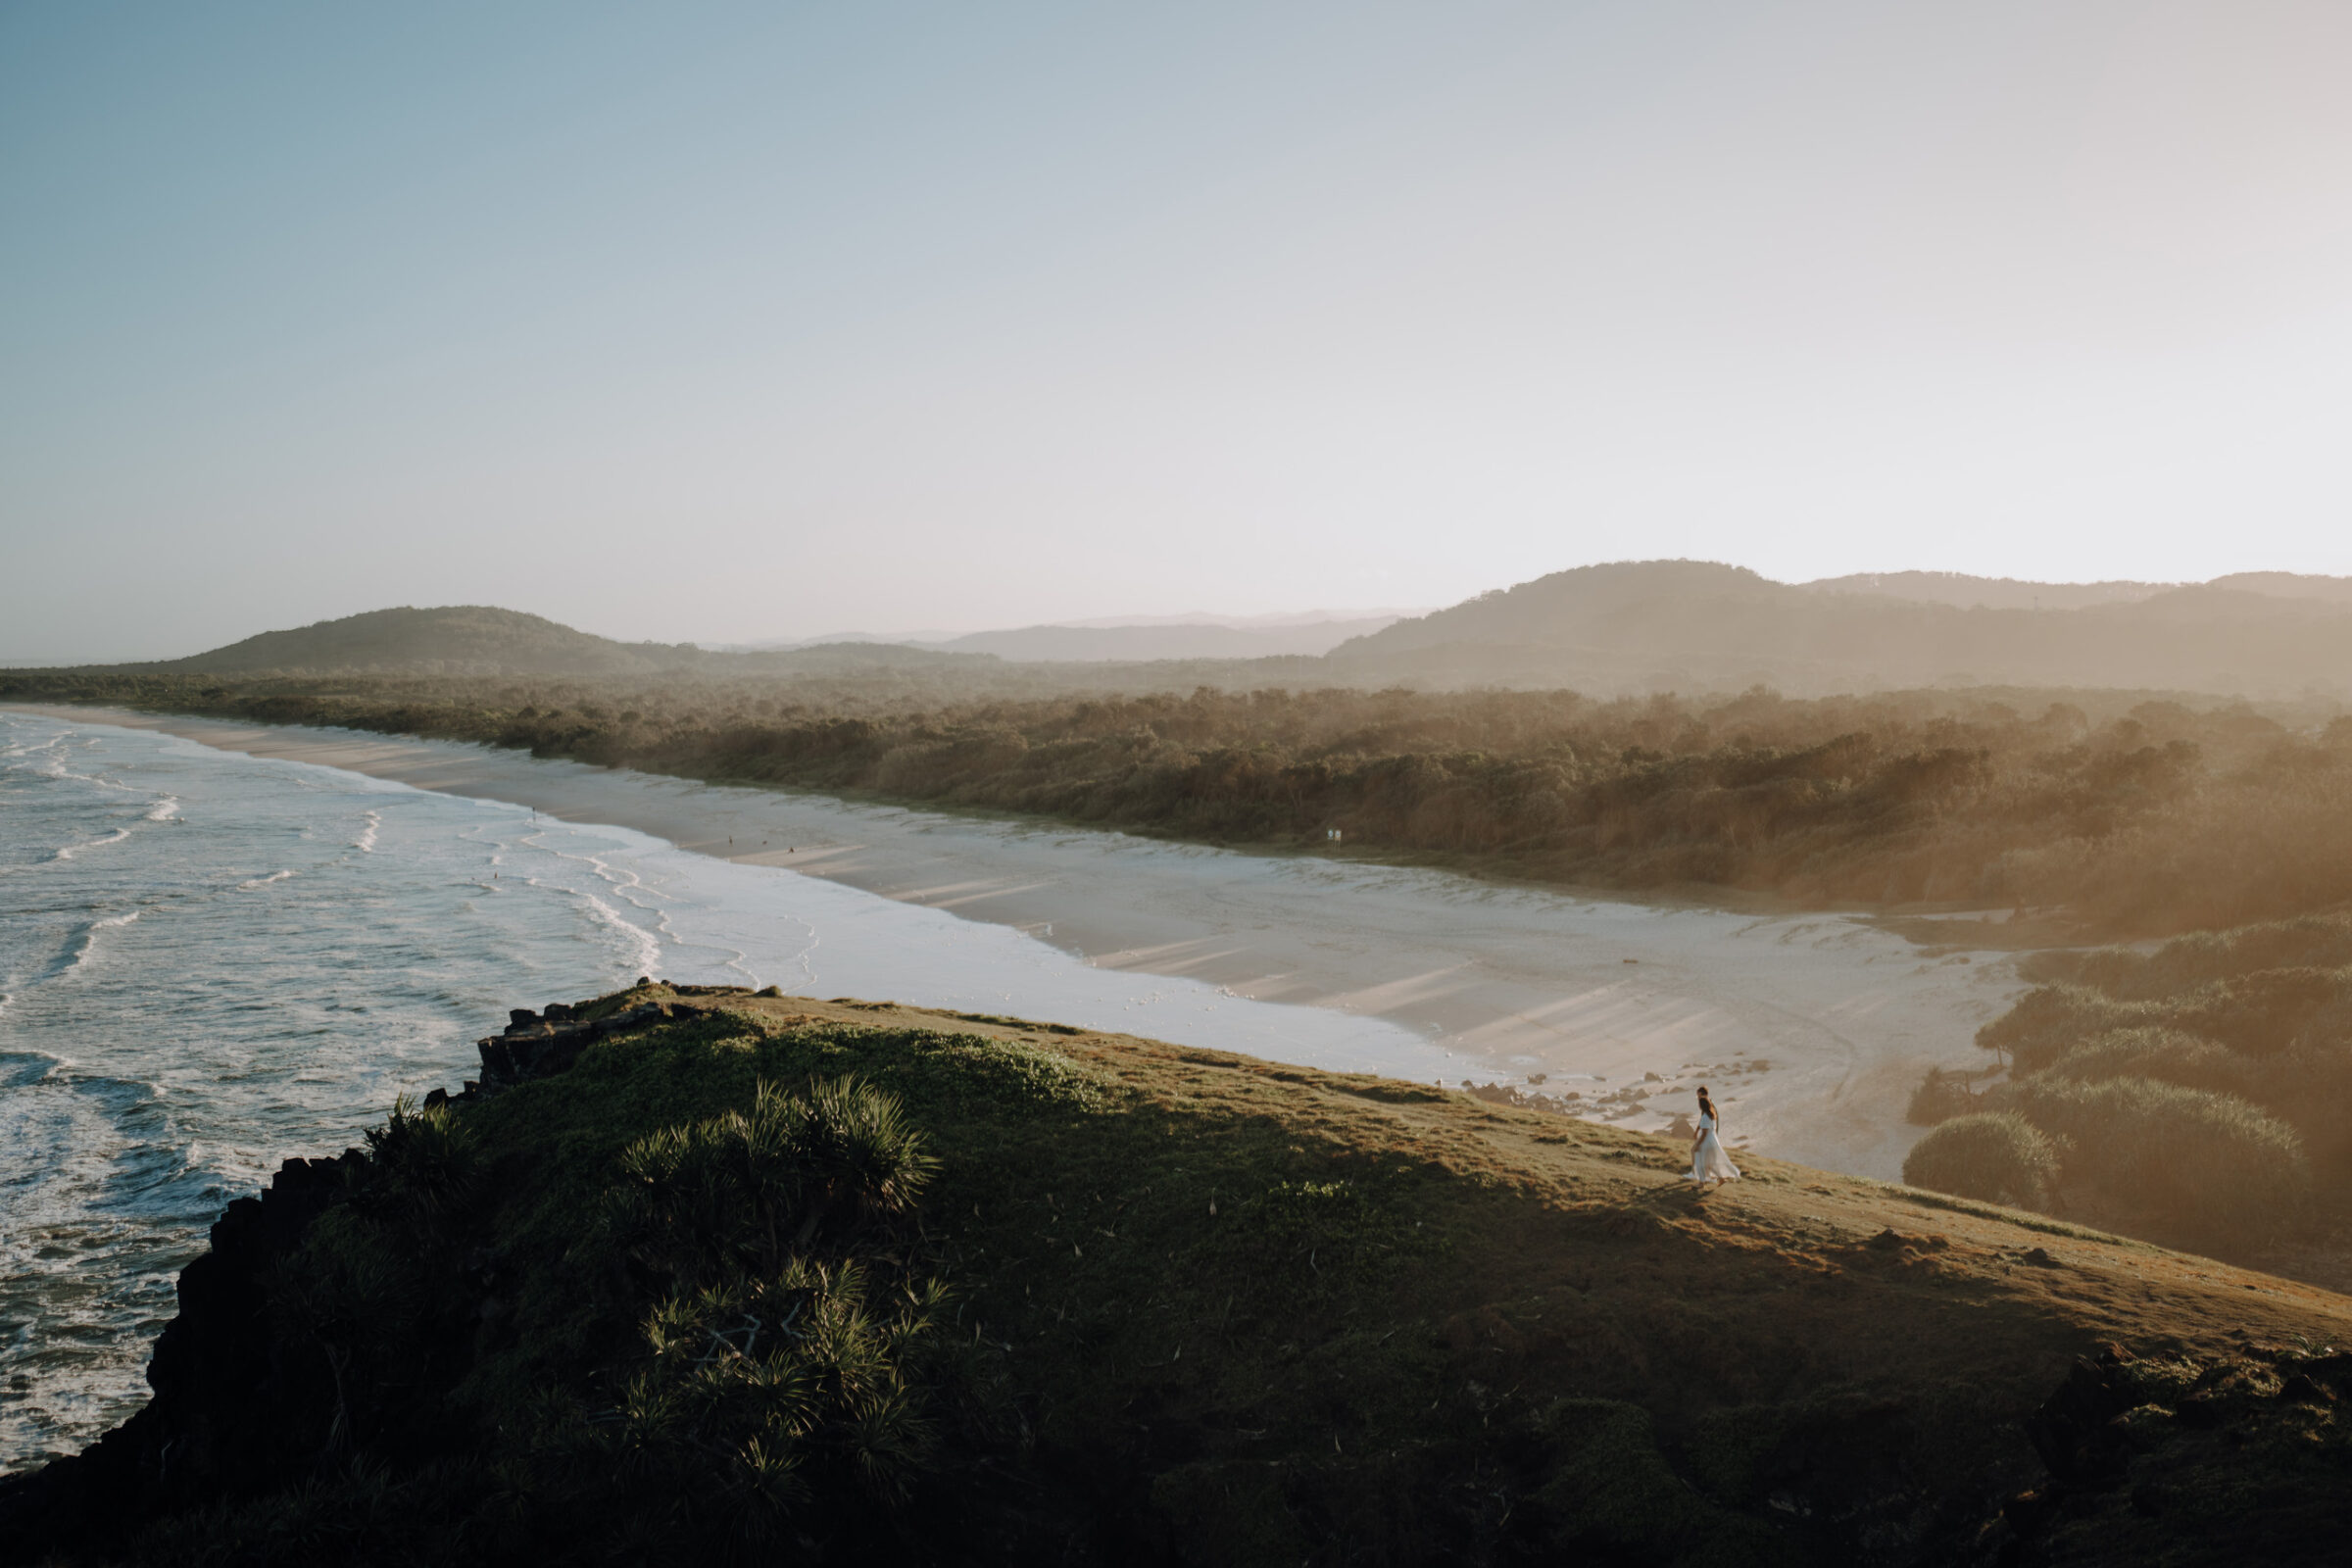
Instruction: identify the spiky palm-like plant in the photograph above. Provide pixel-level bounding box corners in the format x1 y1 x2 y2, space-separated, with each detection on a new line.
786 1075 939 1252
361 1095 482 1231
575 1078 950 1547
609 1076 937 1282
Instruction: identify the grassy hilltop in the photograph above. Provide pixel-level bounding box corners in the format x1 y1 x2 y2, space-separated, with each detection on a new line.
11 988 2352 1566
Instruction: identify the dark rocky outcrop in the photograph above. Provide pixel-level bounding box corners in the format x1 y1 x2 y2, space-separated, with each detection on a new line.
0 991 689 1563
469 998 671 1093
0 1152 361 1552
1994 1342 2352 1564
2021 1345 2141 1486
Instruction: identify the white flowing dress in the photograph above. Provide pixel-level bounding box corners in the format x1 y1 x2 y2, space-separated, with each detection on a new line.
1689 1111 1740 1183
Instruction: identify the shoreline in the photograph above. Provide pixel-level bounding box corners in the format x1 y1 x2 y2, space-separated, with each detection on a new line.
4 703 2027 1180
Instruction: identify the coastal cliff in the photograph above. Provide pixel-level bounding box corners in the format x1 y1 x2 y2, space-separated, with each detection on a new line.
8 985 2352 1564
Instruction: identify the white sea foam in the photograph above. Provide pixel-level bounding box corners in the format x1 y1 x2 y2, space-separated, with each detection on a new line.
528 834 676 910
354 810 381 853
550 881 666 977
53 828 131 862
28 739 136 793
145 798 181 822
237 870 296 891
52 911 141 979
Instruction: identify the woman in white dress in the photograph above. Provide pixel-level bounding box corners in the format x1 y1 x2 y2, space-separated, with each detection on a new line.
1688 1088 1740 1188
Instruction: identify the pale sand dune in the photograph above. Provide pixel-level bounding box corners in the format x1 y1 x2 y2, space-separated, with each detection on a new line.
6 707 2026 1180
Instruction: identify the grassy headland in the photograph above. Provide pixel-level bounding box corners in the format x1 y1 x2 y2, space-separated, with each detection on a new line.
8 987 2352 1565
10 667 2352 939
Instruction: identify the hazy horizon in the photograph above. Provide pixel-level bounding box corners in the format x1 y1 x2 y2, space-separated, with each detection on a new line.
10 3 2352 662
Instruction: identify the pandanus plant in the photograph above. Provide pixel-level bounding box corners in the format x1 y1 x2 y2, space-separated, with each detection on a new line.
360 1095 482 1231
610 1076 938 1283
775 1075 936 1250
597 1081 949 1535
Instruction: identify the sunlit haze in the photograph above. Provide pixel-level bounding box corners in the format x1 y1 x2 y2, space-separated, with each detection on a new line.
7 2 2352 662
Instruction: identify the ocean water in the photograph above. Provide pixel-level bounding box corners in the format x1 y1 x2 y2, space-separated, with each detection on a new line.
0 711 1448 1475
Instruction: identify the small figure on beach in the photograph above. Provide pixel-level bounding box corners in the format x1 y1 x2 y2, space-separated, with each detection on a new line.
1687 1087 1740 1188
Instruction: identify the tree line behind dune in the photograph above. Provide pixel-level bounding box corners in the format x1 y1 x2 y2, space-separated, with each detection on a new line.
11 668 2352 941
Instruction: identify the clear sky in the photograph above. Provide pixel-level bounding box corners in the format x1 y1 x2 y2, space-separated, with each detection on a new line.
6 1 2352 662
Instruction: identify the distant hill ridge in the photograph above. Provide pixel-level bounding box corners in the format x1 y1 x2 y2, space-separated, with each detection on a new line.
68 563 2352 696
1799 570 2167 611
742 612 1419 662
1330 560 2352 697
124 606 991 678
1799 568 2352 611
147 606 680 676
932 616 1399 662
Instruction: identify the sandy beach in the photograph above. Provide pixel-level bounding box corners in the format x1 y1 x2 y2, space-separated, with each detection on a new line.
6 706 2027 1180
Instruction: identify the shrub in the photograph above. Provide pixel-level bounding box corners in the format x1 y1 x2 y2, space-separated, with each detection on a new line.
1902 1113 2062 1209
1904 1067 1981 1126
606 1075 937 1284
2261 1037 2352 1177
2007 1077 2310 1250
1976 986 2166 1074
2112 917 2352 1000
510 1075 956 1551
2159 968 2352 1057
358 1095 481 1231
2015 945 2144 994
2040 1028 2257 1098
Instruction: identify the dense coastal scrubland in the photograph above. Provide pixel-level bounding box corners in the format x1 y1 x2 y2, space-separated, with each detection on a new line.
1906 916 2352 1291
9 985 2352 1566
11 667 2352 940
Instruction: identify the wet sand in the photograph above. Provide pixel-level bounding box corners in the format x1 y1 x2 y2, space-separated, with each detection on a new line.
5 706 2027 1180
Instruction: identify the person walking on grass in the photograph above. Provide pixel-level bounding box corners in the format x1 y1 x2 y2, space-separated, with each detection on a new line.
1688 1087 1740 1188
